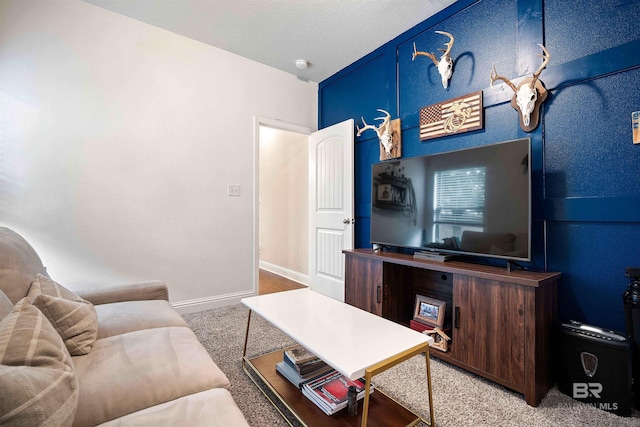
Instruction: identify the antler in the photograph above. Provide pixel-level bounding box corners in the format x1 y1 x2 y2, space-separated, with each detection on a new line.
412 31 454 64
356 109 391 137
412 42 438 66
435 31 454 57
356 118 379 137
490 63 518 93
375 109 391 130
530 44 550 88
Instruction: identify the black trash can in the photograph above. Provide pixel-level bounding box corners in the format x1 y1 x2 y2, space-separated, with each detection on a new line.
556 321 633 416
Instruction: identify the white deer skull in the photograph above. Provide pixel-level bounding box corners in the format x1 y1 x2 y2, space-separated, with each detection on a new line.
412 31 455 89
490 44 551 132
356 109 393 158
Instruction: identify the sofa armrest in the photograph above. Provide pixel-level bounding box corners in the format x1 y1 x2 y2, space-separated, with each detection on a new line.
75 280 169 305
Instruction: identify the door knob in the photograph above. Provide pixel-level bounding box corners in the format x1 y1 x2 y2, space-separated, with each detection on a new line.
343 218 351 224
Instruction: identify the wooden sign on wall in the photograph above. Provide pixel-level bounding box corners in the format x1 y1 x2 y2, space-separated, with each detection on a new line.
382 118 402 160
419 91 483 141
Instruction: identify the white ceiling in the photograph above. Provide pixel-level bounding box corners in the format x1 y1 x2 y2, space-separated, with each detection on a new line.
84 0 457 83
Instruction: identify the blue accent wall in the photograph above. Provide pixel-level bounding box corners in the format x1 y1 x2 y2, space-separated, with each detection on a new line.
318 0 640 332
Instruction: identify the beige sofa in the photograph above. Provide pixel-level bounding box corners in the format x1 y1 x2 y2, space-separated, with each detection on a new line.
0 227 249 426
459 230 528 258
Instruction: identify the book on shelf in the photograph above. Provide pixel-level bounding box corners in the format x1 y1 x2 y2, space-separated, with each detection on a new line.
284 344 318 365
301 370 374 416
283 344 328 375
275 360 333 388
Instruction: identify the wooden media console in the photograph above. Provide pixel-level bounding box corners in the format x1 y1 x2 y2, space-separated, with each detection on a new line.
344 249 561 406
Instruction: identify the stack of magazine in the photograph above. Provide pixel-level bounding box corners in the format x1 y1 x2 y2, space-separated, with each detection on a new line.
275 345 333 388
276 344 374 415
301 370 374 416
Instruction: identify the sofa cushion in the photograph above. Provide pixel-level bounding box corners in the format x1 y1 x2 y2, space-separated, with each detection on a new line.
94 299 188 339
0 227 49 304
506 232 529 258
28 274 99 356
0 289 12 320
460 231 515 255
97 389 250 427
0 298 78 426
76 280 169 305
72 326 230 426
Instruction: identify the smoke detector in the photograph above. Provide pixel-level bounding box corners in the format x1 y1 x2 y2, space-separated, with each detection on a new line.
295 59 308 70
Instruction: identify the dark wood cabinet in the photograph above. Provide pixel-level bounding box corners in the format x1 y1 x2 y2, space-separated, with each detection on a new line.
345 255 383 316
453 275 526 389
343 249 560 407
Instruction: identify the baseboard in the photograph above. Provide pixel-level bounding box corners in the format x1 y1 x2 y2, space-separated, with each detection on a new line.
171 290 255 315
259 261 308 286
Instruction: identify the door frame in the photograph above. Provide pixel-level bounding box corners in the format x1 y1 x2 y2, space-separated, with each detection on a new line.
253 116 312 295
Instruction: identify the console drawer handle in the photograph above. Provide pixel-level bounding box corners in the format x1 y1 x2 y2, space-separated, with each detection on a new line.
377 286 381 304
454 306 460 329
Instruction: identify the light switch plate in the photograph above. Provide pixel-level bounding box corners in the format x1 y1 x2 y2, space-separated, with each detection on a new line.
228 184 241 196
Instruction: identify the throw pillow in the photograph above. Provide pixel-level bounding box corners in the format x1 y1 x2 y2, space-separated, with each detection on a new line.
0 297 78 426
0 227 49 304
28 274 99 356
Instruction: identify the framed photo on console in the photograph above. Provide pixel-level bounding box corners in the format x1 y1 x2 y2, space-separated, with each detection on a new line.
413 295 445 328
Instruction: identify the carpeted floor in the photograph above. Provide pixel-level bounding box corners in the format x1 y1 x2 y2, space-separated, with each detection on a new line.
183 304 640 427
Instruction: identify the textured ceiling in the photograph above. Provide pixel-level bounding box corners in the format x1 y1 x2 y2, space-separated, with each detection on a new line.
84 0 457 83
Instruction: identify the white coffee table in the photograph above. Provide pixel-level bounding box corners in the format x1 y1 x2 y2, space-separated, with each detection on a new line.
241 288 435 427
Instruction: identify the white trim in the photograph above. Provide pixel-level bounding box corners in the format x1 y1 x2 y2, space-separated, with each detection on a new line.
253 116 312 296
171 290 255 315
259 260 309 286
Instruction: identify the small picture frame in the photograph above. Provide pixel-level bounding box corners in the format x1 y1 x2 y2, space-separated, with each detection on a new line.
413 295 446 328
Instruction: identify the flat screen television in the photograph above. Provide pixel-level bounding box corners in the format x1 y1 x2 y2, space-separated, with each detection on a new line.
370 138 531 262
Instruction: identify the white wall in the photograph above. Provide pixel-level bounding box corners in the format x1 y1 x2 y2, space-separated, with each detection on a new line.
0 0 318 312
259 126 309 283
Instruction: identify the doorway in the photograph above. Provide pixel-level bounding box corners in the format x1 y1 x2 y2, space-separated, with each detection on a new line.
255 118 311 294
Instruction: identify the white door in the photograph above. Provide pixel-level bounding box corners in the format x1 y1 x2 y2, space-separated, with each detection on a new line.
308 119 354 301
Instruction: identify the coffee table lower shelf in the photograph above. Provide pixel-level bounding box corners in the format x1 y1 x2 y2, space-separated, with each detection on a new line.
243 349 423 427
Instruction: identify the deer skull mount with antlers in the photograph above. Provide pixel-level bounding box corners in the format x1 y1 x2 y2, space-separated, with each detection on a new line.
356 109 401 160
412 31 455 89
490 44 551 132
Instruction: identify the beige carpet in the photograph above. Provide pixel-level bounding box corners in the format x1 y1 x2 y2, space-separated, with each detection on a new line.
183 304 640 427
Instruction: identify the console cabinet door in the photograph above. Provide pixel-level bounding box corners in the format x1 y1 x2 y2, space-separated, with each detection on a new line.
345 255 383 316
453 275 525 390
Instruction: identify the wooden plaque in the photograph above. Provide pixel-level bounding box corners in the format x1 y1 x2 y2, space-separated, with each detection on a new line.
419 91 483 141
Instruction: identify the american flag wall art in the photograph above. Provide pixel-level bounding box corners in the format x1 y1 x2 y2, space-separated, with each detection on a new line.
419 91 483 141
